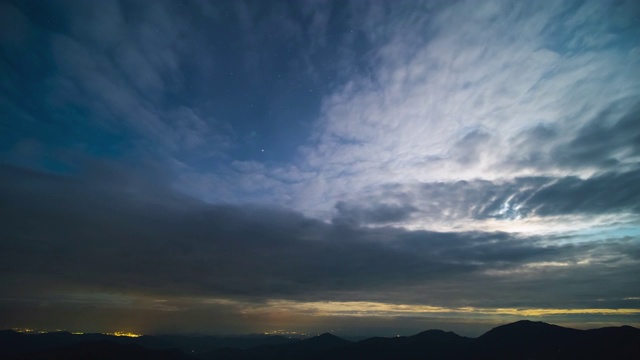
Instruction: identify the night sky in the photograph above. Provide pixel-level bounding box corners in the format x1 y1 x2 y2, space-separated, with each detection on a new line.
1 0 640 337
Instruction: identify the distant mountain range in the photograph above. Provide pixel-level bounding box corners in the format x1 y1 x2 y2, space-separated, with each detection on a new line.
2 320 639 359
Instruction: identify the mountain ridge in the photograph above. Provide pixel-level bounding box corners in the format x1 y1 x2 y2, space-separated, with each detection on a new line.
2 321 639 360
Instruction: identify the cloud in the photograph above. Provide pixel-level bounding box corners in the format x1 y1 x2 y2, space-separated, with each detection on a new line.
504 100 640 173
333 201 419 225
280 0 640 217
1 163 638 314
554 102 640 170
321 167 640 236
0 0 234 170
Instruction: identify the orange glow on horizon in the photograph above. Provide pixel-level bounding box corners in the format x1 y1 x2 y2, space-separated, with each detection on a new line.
244 299 640 318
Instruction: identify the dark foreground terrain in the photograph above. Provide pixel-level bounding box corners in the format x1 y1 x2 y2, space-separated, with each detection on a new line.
2 320 639 359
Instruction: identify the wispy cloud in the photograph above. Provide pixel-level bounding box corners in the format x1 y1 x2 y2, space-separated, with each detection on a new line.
283 0 640 219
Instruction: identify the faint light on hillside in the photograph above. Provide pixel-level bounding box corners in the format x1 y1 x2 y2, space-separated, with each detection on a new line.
105 331 142 338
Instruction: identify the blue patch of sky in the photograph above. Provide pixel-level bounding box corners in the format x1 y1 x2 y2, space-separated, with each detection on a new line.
550 224 640 245
1 56 131 170
0 1 136 166
0 0 383 174
190 2 374 165
540 1 640 55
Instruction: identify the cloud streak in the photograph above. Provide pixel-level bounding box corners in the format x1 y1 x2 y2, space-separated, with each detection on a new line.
1 164 638 310
285 0 640 217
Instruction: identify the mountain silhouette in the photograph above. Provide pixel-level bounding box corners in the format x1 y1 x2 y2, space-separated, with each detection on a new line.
298 333 352 350
479 319 582 341
410 329 467 343
2 320 639 360
202 332 353 360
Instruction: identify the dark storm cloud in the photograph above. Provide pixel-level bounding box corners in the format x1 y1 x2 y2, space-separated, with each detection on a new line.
555 101 640 169
1 161 638 310
0 162 481 297
507 99 640 172
339 168 640 227
333 201 418 225
523 170 640 216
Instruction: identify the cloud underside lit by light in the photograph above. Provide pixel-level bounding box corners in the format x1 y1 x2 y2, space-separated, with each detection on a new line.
2 164 639 334
1 0 640 335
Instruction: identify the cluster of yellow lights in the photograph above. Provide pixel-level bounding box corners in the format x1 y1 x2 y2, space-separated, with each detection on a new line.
105 331 142 338
263 329 308 336
13 328 35 333
13 328 142 337
13 328 62 334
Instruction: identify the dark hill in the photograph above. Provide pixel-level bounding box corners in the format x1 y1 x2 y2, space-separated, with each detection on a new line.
479 320 581 344
479 319 582 341
410 329 465 343
3 321 639 360
298 332 352 350
476 320 640 360
578 325 640 359
336 329 471 360
476 320 583 359
204 333 352 360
